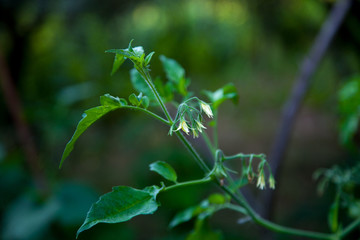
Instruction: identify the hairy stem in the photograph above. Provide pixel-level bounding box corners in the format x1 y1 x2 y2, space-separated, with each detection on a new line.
123 106 170 125
163 177 212 192
213 109 219 149
202 131 216 155
140 68 173 124
220 185 334 240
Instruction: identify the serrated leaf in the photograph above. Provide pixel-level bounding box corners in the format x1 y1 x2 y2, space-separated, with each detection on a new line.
77 186 160 238
110 54 126 76
203 83 239 109
149 161 177 183
59 94 126 168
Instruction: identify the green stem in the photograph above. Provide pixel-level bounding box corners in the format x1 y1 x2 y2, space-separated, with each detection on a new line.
339 217 360 238
202 131 216 155
220 185 333 240
123 106 170 125
163 177 212 192
224 203 247 215
175 131 210 173
140 69 173 123
224 153 265 161
137 65 210 173
213 109 219 149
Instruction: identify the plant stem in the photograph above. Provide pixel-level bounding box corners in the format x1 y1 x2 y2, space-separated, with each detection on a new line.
224 203 247 215
202 131 216 155
123 106 170 125
339 217 360 238
140 69 173 123
220 185 334 240
224 153 265 161
175 131 210 173
137 65 210 173
163 177 212 192
213 109 219 149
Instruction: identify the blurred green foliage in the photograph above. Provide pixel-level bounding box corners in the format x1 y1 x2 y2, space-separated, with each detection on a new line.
1 0 360 239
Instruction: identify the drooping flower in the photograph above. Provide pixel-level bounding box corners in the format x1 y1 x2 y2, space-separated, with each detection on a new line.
200 102 213 118
175 119 190 135
196 120 207 133
192 129 199 138
256 173 266 190
269 176 276 189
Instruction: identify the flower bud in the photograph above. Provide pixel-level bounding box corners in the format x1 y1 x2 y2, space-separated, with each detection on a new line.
269 176 276 189
256 173 266 190
200 102 213 118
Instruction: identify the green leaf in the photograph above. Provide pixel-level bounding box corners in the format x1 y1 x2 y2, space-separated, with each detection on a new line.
160 55 185 84
129 93 140 106
186 218 223 240
160 55 190 97
59 94 127 168
55 182 99 226
2 195 59 240
128 92 149 108
154 77 174 102
328 192 340 232
145 51 155 66
169 206 198 228
100 93 127 106
349 200 360 218
141 96 150 109
130 68 155 100
106 43 145 69
203 83 239 109
207 194 227 205
110 54 126 76
77 185 161 238
170 194 227 228
338 76 360 148
106 46 144 59
149 161 178 183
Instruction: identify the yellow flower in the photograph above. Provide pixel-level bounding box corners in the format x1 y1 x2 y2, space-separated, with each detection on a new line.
175 119 190 135
200 102 213 118
196 120 206 133
256 173 266 190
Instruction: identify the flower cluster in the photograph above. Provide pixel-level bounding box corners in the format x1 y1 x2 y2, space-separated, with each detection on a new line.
169 98 213 138
242 156 275 190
